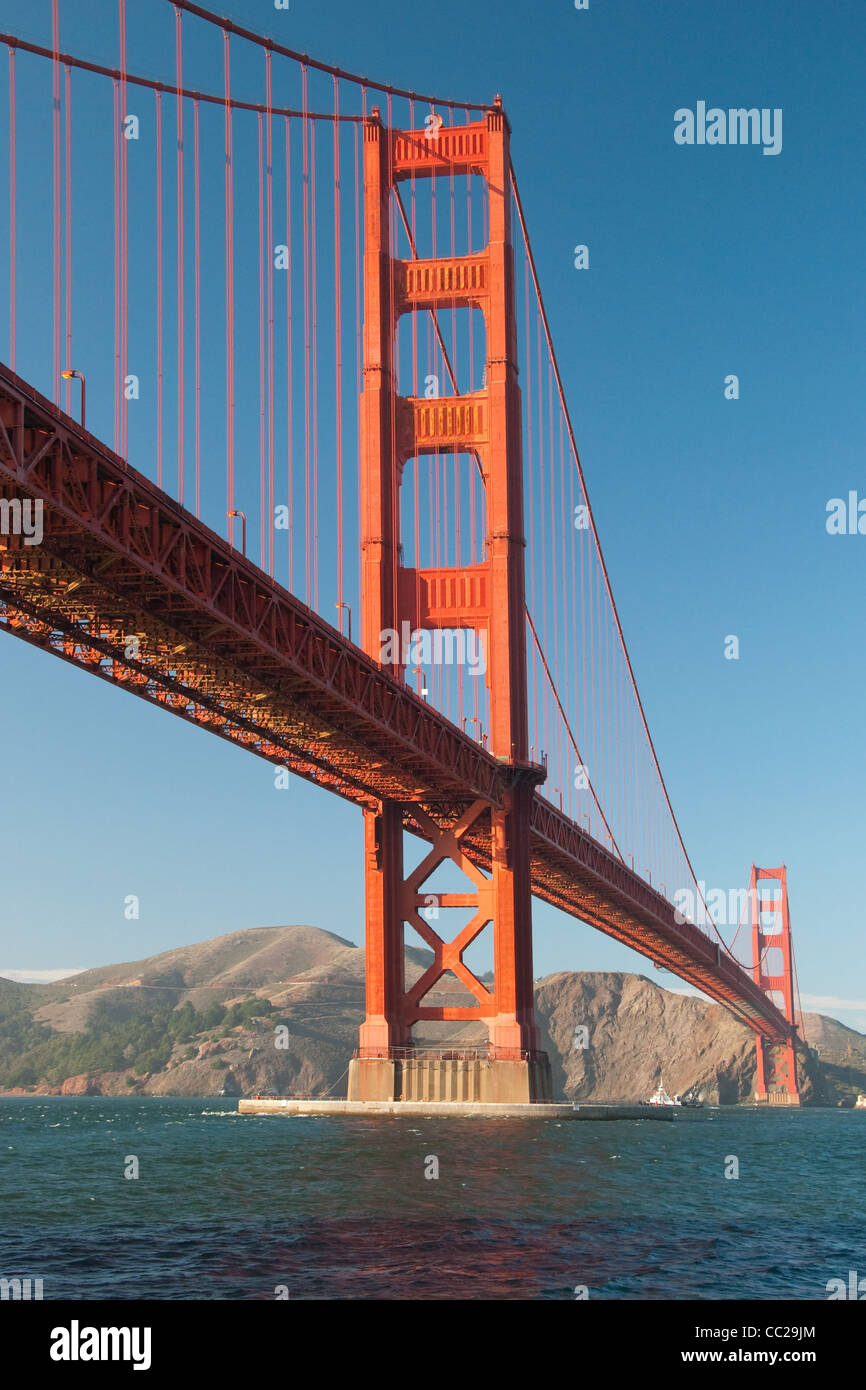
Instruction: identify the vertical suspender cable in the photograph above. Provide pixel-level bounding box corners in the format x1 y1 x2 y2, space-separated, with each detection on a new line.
524 257 536 755
353 113 361 402
579 459 587 825
409 100 421 686
64 65 72 415
193 98 200 515
155 90 164 487
223 32 234 530
175 6 184 500
429 119 439 704
449 121 462 724
113 80 120 449
354 91 364 619
265 53 274 575
536 309 546 757
560 412 570 808
257 112 266 564
547 356 557 791
310 91 320 609
467 103 478 669
333 77 343 618
285 114 293 586
119 0 128 456
7 47 15 371
587 470 595 835
301 66 311 603
613 599 621 857
386 93 399 677
567 414 578 818
51 0 61 405
467 120 476 564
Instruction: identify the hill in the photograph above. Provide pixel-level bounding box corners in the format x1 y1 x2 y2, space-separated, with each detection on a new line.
1 925 863 1104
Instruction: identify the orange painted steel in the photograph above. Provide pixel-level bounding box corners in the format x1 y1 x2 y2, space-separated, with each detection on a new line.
358 105 540 1056
750 865 801 1101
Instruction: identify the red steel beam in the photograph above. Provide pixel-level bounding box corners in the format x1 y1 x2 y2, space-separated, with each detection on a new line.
0 361 505 812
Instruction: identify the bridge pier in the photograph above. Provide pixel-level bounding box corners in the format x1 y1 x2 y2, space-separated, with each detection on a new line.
348 1053 553 1105
353 793 552 1104
753 1038 801 1105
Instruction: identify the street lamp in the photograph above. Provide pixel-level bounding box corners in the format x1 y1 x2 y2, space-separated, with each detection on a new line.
335 602 352 643
227 509 247 556
60 369 85 427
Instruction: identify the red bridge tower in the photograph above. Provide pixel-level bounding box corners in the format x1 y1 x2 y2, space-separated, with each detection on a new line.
750 864 801 1105
348 103 552 1103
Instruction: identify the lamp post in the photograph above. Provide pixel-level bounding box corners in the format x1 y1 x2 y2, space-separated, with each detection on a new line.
60 369 85 428
335 602 352 643
227 509 247 556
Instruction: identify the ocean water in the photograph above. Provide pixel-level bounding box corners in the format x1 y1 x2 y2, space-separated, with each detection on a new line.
0 1098 862 1300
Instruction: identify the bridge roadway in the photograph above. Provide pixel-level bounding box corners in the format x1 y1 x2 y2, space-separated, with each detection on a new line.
0 361 791 1042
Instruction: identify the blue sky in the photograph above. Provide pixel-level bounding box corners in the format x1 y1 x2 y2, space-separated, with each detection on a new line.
1 0 864 1032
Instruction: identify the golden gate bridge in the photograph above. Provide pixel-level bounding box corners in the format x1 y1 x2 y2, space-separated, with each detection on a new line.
0 0 801 1104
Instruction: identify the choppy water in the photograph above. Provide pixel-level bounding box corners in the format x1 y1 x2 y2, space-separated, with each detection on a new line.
1 1099 862 1299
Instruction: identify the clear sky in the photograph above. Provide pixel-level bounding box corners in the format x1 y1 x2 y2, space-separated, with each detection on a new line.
1 0 864 1032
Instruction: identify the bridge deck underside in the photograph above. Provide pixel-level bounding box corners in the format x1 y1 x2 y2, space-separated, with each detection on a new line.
0 363 790 1043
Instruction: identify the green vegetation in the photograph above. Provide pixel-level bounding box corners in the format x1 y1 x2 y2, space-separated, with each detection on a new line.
0 991 277 1089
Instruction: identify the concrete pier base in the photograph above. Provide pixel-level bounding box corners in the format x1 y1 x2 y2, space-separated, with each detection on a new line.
346 1053 554 1105
238 1098 674 1120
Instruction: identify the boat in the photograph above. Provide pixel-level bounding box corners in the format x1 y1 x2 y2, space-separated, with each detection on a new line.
647 1078 682 1107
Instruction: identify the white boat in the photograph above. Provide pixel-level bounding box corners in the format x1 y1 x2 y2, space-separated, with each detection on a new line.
648 1078 682 1107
